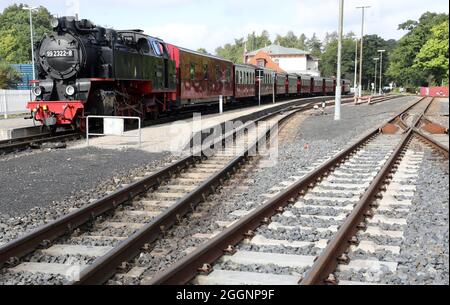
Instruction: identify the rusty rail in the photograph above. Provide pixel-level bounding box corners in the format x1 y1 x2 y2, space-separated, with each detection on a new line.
0 131 81 154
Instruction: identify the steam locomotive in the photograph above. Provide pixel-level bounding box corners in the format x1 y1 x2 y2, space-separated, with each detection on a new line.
28 16 351 131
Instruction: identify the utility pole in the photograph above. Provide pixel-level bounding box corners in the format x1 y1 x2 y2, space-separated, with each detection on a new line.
354 38 358 97
378 49 386 95
373 58 379 95
23 6 38 81
335 0 344 121
356 5 371 98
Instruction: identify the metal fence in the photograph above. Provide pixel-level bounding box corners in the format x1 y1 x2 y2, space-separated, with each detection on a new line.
0 89 31 118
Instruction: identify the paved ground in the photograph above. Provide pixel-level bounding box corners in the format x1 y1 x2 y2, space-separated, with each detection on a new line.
0 147 169 216
0 117 35 129
73 97 334 153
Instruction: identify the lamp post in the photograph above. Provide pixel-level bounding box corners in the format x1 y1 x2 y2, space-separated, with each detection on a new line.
356 5 371 98
378 49 386 95
373 58 379 95
335 0 344 121
354 38 358 97
23 6 38 81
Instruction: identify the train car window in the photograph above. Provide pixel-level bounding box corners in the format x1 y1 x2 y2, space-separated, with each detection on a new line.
226 67 231 83
190 63 195 81
216 65 221 81
239 71 243 84
204 64 208 80
235 71 239 84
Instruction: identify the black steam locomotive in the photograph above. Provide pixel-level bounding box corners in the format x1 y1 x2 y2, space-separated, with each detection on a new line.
29 16 176 129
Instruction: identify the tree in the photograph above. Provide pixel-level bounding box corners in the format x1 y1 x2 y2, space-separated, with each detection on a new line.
215 31 271 63
413 20 449 85
387 12 448 87
215 38 246 63
298 34 307 50
196 48 209 55
306 33 322 57
0 60 21 89
320 34 356 82
0 4 53 64
274 31 299 48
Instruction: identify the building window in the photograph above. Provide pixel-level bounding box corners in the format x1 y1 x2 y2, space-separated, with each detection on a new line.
257 59 265 68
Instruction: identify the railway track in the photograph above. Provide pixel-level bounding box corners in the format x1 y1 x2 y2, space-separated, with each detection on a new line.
0 98 342 285
0 131 82 155
144 96 448 285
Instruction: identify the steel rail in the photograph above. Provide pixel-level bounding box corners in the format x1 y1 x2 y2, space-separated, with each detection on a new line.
301 128 414 284
146 97 426 285
0 131 81 154
0 99 328 269
412 128 449 158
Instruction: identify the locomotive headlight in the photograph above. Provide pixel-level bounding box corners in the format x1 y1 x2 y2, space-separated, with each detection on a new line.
65 85 76 96
32 86 43 97
51 17 59 29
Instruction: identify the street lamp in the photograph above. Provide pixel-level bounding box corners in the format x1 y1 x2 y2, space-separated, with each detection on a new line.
335 0 344 121
23 6 38 81
354 38 358 97
378 49 386 95
356 6 371 98
373 58 379 95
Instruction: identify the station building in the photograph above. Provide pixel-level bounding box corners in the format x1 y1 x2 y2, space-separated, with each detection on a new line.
244 44 320 76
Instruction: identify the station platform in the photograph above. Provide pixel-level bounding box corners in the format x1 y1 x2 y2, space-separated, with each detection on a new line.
71 97 330 154
0 117 39 140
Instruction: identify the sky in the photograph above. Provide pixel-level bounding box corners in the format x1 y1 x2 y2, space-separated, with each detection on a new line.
1 0 448 53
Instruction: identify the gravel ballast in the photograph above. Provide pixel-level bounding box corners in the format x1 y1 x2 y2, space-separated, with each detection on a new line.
0 147 171 244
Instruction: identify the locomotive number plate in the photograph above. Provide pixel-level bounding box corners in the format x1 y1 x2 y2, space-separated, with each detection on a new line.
46 50 74 58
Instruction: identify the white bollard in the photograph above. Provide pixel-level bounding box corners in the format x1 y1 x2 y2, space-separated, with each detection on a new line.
219 95 223 114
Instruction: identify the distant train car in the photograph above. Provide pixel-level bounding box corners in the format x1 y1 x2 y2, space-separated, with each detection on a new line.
256 68 274 96
298 74 312 95
167 45 234 105
276 72 287 96
312 77 324 95
324 78 335 95
343 79 351 94
234 64 256 99
287 74 297 95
